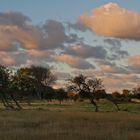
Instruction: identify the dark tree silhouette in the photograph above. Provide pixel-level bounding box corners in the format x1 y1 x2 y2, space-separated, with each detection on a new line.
0 65 13 109
12 67 36 105
68 74 104 112
132 86 140 99
68 74 122 111
29 65 56 99
56 88 68 104
0 65 22 109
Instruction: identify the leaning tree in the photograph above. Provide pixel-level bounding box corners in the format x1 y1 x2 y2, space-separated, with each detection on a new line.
0 65 22 109
67 74 103 112
68 74 121 112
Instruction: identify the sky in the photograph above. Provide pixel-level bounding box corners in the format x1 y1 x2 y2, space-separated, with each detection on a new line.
0 0 140 92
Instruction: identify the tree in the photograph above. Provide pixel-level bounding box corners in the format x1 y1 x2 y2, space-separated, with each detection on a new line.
43 86 56 101
56 88 68 104
85 77 104 112
29 65 56 99
0 65 22 109
68 74 122 111
12 67 36 105
132 86 140 99
107 91 121 111
0 65 12 108
122 89 130 97
67 92 79 102
122 89 131 102
68 74 104 112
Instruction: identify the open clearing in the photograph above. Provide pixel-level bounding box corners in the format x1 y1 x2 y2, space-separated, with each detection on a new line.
0 101 140 140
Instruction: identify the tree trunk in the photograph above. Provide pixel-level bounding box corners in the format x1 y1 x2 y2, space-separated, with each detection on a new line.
2 93 15 109
59 100 62 105
10 93 22 110
27 97 32 106
1 96 8 108
113 101 120 111
107 98 120 111
91 99 98 112
36 91 42 100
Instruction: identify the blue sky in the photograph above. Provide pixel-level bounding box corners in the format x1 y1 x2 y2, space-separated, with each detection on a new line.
0 0 140 92
0 0 140 23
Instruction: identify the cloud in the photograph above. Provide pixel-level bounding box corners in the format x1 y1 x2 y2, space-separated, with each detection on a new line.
0 25 41 50
63 44 107 59
73 69 104 78
55 54 94 69
27 49 53 58
0 49 54 67
127 55 140 73
103 74 140 92
95 59 130 74
128 55 140 66
41 20 69 49
103 76 133 92
67 22 87 32
0 12 76 67
53 71 71 80
101 65 129 74
0 11 30 27
0 12 72 52
0 51 15 65
104 38 121 47
79 2 140 40
95 59 114 66
0 11 43 51
0 10 138 92
63 39 128 61
104 38 129 59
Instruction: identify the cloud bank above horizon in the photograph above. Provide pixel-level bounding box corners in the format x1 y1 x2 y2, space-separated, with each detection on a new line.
0 2 140 92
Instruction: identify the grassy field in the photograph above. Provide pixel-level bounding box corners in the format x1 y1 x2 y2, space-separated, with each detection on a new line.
0 101 140 140
17 100 140 113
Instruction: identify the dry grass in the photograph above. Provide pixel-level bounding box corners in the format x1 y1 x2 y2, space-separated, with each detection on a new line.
0 110 140 140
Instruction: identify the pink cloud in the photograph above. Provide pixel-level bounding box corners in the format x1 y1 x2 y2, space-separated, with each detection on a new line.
79 3 140 40
55 54 94 69
103 74 139 92
0 25 40 50
27 49 48 58
128 55 140 66
0 51 15 65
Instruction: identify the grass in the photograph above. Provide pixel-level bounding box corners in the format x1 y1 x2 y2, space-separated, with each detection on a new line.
15 99 140 113
0 100 140 140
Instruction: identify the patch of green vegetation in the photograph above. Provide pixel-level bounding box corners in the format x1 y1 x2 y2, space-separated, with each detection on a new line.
119 103 140 113
35 101 140 113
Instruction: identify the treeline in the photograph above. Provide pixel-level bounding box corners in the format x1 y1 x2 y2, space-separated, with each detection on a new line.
0 65 140 111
